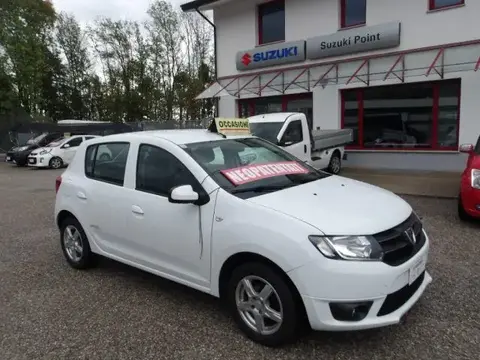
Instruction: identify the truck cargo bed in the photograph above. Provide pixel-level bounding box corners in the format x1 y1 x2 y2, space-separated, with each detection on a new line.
312 129 353 151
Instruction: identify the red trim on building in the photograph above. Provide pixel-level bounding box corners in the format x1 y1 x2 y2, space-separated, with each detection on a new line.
257 0 285 46
426 48 444 77
341 79 461 152
428 0 464 11
218 39 480 81
340 0 367 29
475 56 480 71
384 54 405 82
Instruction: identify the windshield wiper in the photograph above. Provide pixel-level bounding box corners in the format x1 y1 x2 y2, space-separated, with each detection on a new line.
231 184 295 194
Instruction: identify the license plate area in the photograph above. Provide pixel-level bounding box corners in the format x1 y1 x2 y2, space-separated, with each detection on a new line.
409 256 426 285
28 158 35 164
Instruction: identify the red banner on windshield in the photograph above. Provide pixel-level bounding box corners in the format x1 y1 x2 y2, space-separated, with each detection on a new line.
220 161 309 186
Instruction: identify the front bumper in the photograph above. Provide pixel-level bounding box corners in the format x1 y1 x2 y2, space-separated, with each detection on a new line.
6 151 30 165
460 187 480 218
27 153 52 168
288 230 432 331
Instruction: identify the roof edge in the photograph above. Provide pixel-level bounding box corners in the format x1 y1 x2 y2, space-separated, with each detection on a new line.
180 0 220 12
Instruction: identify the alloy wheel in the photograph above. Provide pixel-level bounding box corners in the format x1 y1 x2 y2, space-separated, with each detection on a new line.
235 275 284 335
63 225 84 263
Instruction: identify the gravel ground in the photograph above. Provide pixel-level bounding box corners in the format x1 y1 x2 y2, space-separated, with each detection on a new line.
0 162 479 360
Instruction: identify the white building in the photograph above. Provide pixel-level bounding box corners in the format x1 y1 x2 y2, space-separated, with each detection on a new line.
181 0 480 171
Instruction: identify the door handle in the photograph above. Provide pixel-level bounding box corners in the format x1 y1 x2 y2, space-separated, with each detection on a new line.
131 205 144 215
304 144 307 153
76 191 87 200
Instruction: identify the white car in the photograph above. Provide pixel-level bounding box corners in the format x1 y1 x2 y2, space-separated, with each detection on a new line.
28 135 111 169
54 128 432 346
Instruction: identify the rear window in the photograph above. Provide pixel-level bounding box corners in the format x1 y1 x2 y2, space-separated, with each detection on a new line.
85 142 130 186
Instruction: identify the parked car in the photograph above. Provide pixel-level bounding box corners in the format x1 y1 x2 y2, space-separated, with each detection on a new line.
54 123 431 347
458 137 480 220
248 113 352 174
27 135 111 169
6 132 63 166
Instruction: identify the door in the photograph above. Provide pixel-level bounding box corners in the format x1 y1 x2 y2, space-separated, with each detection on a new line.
125 143 212 287
277 118 309 161
82 142 131 257
61 137 83 163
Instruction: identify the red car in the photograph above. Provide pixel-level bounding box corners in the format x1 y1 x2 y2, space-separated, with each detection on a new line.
458 136 480 220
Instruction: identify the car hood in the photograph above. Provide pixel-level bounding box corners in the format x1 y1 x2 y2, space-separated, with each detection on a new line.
247 175 412 235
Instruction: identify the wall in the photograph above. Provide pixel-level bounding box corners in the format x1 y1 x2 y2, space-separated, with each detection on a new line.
214 0 479 78
212 0 479 171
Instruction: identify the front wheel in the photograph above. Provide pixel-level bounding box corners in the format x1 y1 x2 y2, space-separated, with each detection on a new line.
327 151 342 174
227 262 306 347
49 157 63 169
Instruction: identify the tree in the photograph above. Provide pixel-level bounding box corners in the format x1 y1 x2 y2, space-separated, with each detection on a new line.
0 0 57 116
55 12 93 119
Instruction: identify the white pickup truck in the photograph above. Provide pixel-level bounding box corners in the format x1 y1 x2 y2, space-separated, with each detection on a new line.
248 113 353 174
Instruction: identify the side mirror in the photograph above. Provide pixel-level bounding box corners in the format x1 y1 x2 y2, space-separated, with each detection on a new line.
459 144 474 153
63 144 70 149
168 185 199 204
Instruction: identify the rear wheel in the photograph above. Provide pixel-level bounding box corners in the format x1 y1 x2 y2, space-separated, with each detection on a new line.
49 157 63 169
60 217 96 269
327 151 342 174
226 262 306 347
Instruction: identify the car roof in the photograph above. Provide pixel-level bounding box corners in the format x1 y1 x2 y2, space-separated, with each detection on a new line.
248 112 301 124
90 130 252 146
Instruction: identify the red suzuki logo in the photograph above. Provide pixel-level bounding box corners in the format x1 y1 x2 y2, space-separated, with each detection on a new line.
241 53 251 66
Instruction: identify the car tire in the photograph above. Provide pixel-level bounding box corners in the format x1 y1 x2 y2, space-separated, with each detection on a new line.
327 150 342 175
226 262 307 347
49 157 63 169
458 194 473 222
60 217 96 270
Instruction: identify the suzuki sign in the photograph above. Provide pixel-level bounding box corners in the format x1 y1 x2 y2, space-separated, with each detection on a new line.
307 22 401 60
236 40 306 71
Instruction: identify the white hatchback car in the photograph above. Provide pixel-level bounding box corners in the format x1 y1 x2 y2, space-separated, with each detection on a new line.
28 135 111 169
54 130 432 346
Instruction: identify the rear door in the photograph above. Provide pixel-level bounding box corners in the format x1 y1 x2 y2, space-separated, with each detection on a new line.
277 116 310 161
81 141 132 258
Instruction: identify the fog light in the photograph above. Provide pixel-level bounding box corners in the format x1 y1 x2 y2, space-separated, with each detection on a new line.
40 158 43 163
329 301 373 322
475 204 480 211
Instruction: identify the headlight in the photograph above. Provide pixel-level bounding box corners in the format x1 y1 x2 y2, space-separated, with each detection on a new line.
309 235 383 261
17 146 28 151
471 169 480 189
39 149 51 155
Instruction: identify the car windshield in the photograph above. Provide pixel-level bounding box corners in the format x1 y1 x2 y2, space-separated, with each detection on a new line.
184 137 331 198
249 122 284 144
47 137 66 147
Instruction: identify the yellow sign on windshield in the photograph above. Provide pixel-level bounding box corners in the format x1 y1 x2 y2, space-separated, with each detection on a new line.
215 118 251 136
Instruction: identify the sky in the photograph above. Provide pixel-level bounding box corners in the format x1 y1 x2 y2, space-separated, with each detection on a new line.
52 0 187 25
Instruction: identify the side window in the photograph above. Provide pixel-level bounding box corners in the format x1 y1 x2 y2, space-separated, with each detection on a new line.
84 142 130 186
281 120 303 144
85 136 96 140
65 137 83 148
136 144 200 197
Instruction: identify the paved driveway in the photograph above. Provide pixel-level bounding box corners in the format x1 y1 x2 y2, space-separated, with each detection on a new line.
0 162 478 360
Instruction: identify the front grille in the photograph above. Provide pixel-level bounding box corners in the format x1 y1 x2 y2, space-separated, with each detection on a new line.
377 271 425 316
28 157 37 164
373 213 426 267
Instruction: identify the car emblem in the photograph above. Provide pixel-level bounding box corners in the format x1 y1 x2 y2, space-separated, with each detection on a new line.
405 227 417 244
